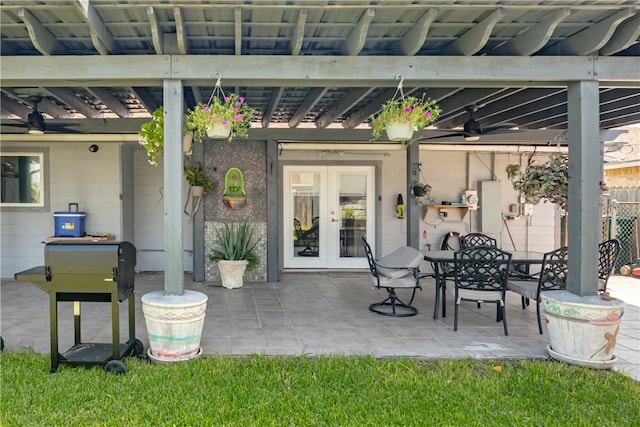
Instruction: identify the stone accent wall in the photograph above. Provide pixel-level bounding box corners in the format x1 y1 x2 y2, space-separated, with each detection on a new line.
203 140 266 222
202 139 268 282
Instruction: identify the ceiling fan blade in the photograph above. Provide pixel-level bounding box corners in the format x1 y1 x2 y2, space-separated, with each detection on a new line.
45 122 85 133
415 132 467 141
481 123 519 134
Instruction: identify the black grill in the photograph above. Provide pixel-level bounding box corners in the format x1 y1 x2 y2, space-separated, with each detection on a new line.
15 241 143 374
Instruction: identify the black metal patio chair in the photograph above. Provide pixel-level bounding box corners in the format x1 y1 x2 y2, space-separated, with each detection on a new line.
598 239 621 294
507 246 568 334
362 237 423 317
453 246 512 335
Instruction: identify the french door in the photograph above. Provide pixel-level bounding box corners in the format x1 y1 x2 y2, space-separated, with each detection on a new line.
283 165 375 269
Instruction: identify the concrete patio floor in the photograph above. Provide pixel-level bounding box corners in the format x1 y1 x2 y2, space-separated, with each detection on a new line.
1 272 638 381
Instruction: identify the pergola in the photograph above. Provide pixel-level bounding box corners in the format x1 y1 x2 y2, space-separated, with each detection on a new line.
1 1 639 295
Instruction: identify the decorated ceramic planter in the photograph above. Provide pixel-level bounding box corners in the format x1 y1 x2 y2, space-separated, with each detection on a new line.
141 290 208 363
541 290 624 369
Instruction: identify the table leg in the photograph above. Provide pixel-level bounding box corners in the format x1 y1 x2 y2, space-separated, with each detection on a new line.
432 264 441 319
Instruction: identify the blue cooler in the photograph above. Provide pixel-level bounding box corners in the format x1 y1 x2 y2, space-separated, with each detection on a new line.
54 203 86 237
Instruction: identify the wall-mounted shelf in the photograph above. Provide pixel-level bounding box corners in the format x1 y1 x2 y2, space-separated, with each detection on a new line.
422 204 469 220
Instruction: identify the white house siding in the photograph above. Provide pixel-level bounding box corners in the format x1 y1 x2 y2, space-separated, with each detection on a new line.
132 150 194 273
2 142 557 279
1 142 123 278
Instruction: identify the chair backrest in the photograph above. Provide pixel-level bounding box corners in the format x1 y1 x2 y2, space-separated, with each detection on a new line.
454 246 512 291
362 237 422 283
362 236 379 279
460 233 497 248
439 231 462 274
538 246 568 293
598 239 621 288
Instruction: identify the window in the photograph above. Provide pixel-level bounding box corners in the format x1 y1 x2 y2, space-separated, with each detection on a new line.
1 149 49 211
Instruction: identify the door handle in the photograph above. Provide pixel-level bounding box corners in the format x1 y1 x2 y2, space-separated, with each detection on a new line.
331 218 338 222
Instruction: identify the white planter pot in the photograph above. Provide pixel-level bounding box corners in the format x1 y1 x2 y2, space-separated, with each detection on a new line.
206 123 232 139
182 133 193 153
217 260 249 289
141 290 208 362
385 122 414 142
190 185 204 197
541 290 624 369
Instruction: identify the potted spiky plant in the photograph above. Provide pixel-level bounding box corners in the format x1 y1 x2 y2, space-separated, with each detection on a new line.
209 223 261 289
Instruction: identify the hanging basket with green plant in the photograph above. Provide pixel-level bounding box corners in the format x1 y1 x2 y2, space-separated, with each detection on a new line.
184 161 215 192
505 153 568 211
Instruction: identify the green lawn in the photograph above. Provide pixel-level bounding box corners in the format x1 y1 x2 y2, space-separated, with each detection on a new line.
1 351 638 426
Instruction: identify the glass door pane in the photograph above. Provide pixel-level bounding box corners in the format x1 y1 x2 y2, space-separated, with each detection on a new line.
291 171 320 259
337 172 367 259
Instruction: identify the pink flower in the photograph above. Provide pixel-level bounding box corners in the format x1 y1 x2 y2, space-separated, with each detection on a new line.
221 120 228 125
203 106 210 112
232 108 238 113
235 102 242 107
239 97 245 103
234 115 244 121
424 112 431 119
208 115 213 121
404 107 412 113
224 96 230 102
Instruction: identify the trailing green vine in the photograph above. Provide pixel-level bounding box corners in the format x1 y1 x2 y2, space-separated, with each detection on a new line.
506 153 568 211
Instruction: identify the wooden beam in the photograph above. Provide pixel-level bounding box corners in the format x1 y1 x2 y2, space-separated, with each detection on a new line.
44 87 98 118
540 8 634 55
18 8 62 55
0 95 31 118
493 9 570 56
447 8 505 56
174 6 189 55
288 87 328 128
130 87 159 114
88 87 130 118
262 87 284 128
72 0 115 54
291 9 307 56
399 9 439 56
600 14 640 56
147 6 164 55
316 88 373 129
235 8 242 56
343 9 374 56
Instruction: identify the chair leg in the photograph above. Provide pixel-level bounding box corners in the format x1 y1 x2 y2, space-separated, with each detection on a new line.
536 300 543 335
453 299 459 331
407 286 421 305
433 282 440 319
521 296 526 309
369 288 418 317
501 303 508 336
441 282 447 318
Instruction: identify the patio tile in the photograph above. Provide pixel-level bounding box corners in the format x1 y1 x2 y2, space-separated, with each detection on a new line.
1 272 638 381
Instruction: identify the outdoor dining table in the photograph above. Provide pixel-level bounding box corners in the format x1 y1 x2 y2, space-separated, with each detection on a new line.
421 250 545 319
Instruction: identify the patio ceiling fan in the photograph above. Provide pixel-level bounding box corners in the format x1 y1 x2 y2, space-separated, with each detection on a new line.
1 96 82 135
421 105 519 142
